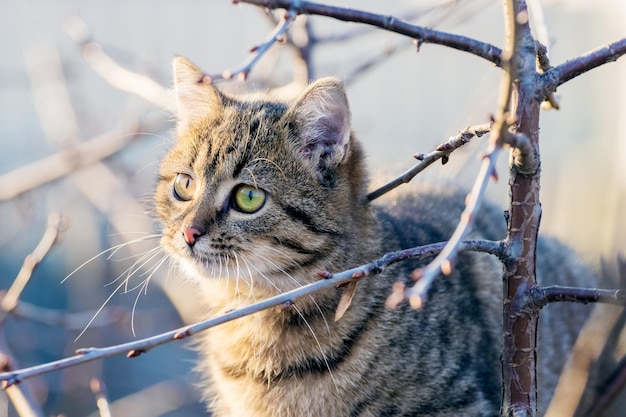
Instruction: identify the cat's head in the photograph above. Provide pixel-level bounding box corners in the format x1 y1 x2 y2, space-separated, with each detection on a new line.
156 57 370 296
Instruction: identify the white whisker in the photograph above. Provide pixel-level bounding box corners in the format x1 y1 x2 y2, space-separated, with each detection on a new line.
251 252 334 364
293 303 337 388
122 247 166 290
104 246 163 289
253 247 331 338
75 277 130 341
61 234 161 284
130 253 169 336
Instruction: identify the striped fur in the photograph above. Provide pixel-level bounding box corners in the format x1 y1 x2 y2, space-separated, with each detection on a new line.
155 57 593 416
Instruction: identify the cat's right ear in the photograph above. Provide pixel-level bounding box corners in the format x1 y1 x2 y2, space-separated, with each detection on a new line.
286 77 352 180
172 56 222 134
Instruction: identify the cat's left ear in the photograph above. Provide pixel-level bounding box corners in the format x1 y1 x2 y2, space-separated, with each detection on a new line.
286 77 351 178
172 56 223 134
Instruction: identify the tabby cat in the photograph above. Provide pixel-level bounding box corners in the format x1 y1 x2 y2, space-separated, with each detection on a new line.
155 56 592 416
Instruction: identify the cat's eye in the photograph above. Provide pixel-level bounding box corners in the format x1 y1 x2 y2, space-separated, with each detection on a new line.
173 173 196 201
232 184 266 213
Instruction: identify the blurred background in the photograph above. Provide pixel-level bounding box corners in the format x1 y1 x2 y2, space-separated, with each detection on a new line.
0 0 624 416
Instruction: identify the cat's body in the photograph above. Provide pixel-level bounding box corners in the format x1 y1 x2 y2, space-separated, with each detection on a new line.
156 57 593 416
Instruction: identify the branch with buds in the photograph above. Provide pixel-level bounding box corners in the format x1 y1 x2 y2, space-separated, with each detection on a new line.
367 122 492 202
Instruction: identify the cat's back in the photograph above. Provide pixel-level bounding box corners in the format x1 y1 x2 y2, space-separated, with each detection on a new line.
354 186 506 415
371 185 594 414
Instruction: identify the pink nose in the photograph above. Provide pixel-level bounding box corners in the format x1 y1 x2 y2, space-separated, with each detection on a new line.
181 226 204 247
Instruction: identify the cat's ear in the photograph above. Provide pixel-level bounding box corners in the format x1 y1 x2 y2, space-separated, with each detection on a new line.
287 77 351 177
172 56 222 134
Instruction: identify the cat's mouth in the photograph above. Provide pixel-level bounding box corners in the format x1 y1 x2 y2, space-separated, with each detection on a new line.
166 236 315 292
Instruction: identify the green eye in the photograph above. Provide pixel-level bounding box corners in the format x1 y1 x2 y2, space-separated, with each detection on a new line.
232 185 266 213
173 173 196 201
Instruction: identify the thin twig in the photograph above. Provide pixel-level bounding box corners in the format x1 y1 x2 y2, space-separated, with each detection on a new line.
24 38 198 329
401 143 502 308
84 380 200 417
9 301 129 331
0 239 504 387
90 379 112 417
235 0 503 66
0 213 67 322
64 16 175 112
0 117 165 201
212 10 297 81
0 213 66 417
366 123 492 202
0 349 45 417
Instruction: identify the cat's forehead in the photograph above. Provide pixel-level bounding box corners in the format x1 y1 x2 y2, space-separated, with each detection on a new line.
215 99 288 152
174 98 291 178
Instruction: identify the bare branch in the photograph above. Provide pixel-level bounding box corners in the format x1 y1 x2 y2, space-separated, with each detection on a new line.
500 0 544 415
0 350 44 417
0 117 165 201
9 301 129 331
212 10 297 81
64 16 175 112
0 329 44 417
0 213 66 321
379 0 515 307
0 213 65 415
540 37 626 99
311 4 450 44
0 239 504 387
235 0 503 66
401 143 502 309
366 123 492 202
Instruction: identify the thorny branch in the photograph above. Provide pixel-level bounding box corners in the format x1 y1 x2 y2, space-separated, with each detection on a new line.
367 123 492 202
0 239 505 387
